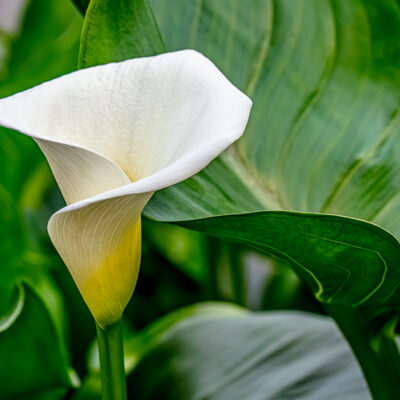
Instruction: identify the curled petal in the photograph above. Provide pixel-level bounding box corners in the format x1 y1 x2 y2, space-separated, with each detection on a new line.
35 138 131 205
0 50 251 187
49 195 150 327
0 50 252 326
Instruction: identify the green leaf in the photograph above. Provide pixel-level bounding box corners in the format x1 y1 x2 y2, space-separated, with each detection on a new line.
138 0 400 310
52 0 400 310
74 304 369 399
91 302 245 374
127 309 369 399
78 0 164 68
139 0 400 230
0 284 76 400
172 212 400 308
78 3 400 394
73 303 245 400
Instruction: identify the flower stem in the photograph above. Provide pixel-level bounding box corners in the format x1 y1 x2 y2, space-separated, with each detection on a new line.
96 319 127 400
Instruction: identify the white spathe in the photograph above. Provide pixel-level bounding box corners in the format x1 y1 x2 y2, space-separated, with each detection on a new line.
0 50 252 327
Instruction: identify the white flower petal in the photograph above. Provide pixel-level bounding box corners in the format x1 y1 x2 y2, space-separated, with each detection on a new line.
0 50 251 187
48 195 151 327
35 138 131 205
0 50 252 326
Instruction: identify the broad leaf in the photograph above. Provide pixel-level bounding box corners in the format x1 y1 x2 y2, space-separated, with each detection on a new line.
76 6 400 395
73 303 245 399
90 302 245 373
177 212 400 308
0 284 76 400
78 0 400 310
74 303 369 400
130 311 369 399
145 0 400 235
145 0 400 257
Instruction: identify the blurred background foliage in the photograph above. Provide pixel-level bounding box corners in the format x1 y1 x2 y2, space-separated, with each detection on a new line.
0 1 368 399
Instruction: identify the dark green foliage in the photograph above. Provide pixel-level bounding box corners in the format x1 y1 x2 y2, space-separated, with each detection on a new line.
0 285 75 399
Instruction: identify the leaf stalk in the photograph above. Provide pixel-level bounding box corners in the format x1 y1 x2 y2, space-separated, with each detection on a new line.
327 305 400 400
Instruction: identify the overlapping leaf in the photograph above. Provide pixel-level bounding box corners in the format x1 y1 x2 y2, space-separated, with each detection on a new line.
129 310 369 400
73 303 369 400
146 0 400 236
78 0 400 310
0 284 76 399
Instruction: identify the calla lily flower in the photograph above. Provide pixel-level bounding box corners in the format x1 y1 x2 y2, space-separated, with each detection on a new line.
0 50 252 327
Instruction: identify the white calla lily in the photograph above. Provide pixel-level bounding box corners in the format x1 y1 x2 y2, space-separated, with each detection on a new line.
0 50 252 327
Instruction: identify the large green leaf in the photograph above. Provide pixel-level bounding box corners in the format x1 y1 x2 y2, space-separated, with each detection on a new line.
78 0 400 310
91 302 245 373
176 212 400 308
139 0 400 319
74 304 370 400
129 310 369 399
77 3 400 395
0 284 76 400
144 0 400 234
73 303 245 399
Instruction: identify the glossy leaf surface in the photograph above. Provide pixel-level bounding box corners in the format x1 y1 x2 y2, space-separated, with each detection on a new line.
142 0 400 309
79 0 400 309
0 285 75 400
145 1 400 225
129 310 369 399
178 212 400 307
145 0 400 236
75 304 369 400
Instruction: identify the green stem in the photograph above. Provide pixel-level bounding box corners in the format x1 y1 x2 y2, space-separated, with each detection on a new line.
96 319 127 400
327 305 400 400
